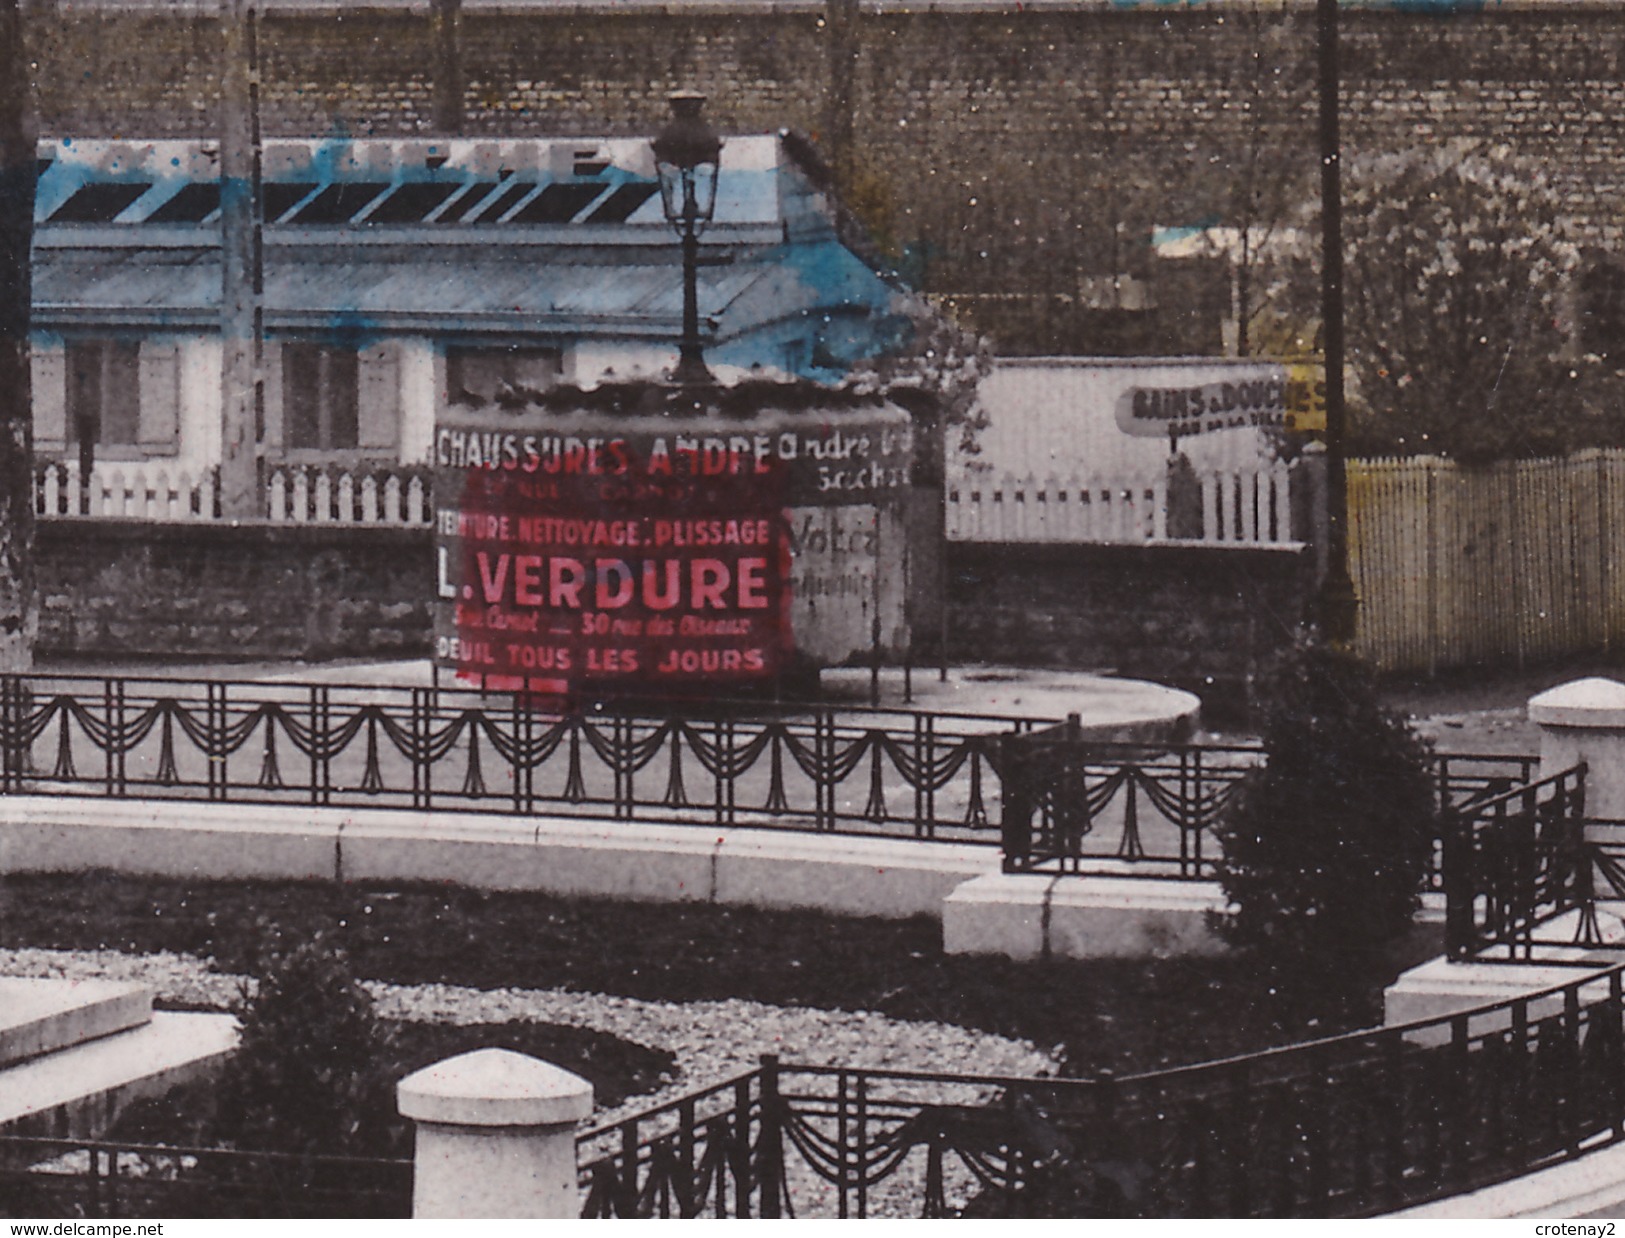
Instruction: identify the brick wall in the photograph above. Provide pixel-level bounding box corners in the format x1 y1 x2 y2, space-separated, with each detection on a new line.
36 522 434 661
24 2 1625 352
944 540 1313 722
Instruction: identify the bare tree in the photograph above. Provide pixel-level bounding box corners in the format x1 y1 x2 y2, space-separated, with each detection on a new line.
0 0 35 671
1223 3 1317 359
1278 145 1617 462
1145 4 1318 360
849 290 993 460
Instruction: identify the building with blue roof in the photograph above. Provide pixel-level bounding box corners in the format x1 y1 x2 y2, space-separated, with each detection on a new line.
30 133 908 479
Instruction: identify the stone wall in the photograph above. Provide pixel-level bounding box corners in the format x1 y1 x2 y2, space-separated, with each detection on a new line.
944 540 1313 722
23 1 1625 355
35 522 434 661
34 520 1303 717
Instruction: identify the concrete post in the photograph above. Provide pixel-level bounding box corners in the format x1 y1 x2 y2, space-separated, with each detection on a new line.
1529 677 1625 821
1291 442 1329 584
1164 450 1203 540
397 1048 594 1219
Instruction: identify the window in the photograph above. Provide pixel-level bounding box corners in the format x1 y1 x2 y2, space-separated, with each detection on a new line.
446 345 561 405
65 339 141 448
283 343 359 450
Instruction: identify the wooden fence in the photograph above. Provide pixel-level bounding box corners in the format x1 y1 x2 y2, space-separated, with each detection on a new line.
1349 449 1625 673
950 451 1625 675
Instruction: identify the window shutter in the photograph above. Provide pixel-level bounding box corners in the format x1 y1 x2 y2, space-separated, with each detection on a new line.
31 343 67 451
101 342 142 446
357 341 400 453
261 338 284 452
139 339 181 450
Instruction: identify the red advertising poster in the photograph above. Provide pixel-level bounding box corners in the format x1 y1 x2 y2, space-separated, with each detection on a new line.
434 427 793 694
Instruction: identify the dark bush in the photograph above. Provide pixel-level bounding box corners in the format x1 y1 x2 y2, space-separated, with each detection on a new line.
1212 638 1438 1001
215 925 397 1156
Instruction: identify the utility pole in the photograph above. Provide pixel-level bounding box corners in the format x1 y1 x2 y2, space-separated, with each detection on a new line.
219 0 263 519
1316 0 1358 645
431 0 463 135
0 0 36 671
824 0 858 197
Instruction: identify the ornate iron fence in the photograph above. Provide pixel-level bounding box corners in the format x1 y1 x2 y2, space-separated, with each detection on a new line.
584 964 1625 1218
0 1135 410 1219
578 1064 785 1218
1434 752 1540 809
1443 763 1596 962
1000 716 1537 883
0 674 1544 875
998 720 1260 879
10 963 1625 1219
0 673 1046 843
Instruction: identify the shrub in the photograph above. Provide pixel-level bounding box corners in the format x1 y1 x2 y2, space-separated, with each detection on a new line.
216 924 397 1156
1212 638 1438 998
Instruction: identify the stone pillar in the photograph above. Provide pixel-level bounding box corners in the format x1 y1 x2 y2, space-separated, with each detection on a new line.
1164 450 1203 540
1291 442 1329 581
397 1048 594 1219
1528 677 1625 821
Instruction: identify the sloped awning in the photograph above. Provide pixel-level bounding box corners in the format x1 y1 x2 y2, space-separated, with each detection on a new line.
32 237 899 345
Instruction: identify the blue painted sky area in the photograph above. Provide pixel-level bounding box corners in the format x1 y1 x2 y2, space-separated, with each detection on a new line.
35 137 788 228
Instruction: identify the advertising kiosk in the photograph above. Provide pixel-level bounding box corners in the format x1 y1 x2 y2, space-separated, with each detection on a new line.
433 381 918 697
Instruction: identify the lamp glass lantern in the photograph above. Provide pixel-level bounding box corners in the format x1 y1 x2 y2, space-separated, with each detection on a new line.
653 91 722 384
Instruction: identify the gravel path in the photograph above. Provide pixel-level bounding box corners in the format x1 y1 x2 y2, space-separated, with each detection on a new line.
0 946 1056 1129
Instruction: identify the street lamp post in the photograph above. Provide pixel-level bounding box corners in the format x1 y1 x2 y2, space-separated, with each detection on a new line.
653 91 721 387
1316 0 1359 645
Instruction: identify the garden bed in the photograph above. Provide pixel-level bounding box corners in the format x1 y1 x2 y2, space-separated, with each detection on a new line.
0 871 1428 1076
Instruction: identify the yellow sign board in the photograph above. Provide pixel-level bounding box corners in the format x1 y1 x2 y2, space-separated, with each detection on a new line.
1284 361 1326 434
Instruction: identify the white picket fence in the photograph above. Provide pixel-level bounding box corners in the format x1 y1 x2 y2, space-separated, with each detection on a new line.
35 461 215 521
947 473 1165 543
1195 463 1296 544
946 463 1296 545
34 460 432 526
265 466 430 525
36 456 1290 543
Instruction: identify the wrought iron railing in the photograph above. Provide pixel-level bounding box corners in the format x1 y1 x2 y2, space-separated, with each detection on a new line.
999 722 1260 879
0 1134 410 1219
1443 763 1596 962
0 673 1045 843
0 674 1545 876
578 1063 786 1218
10 965 1625 1219
1000 717 1535 883
1433 752 1541 810
584 963 1625 1218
